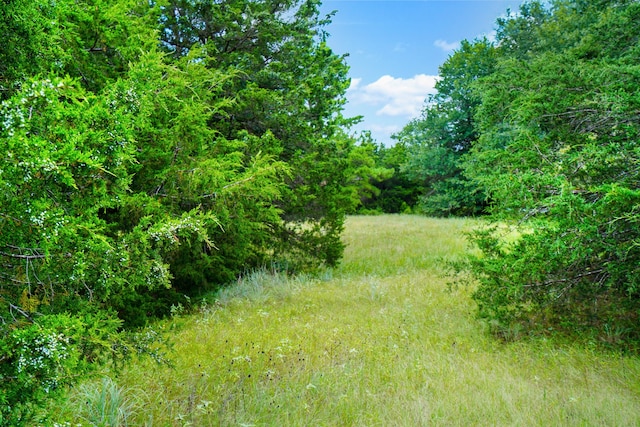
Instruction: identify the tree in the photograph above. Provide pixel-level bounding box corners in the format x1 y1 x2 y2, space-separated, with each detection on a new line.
0 74 174 425
0 0 361 422
340 131 395 213
462 0 640 347
110 49 288 295
493 1 550 60
398 39 496 216
356 139 422 214
0 0 63 99
155 0 358 270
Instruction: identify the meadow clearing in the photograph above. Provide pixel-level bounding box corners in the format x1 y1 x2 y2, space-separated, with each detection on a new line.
54 215 640 426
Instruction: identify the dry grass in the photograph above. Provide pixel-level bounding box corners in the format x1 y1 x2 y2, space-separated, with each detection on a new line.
53 215 640 426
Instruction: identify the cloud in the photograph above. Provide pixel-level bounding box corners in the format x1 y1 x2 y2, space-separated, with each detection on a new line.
348 78 362 92
434 39 460 52
370 124 403 138
349 74 439 118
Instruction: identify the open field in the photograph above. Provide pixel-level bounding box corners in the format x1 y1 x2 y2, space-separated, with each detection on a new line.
54 215 640 426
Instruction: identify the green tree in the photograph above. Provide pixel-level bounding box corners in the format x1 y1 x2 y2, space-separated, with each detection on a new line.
398 39 495 216
493 1 550 60
342 132 395 213
0 0 63 98
110 49 288 295
156 0 357 269
0 0 361 423
356 138 422 214
463 0 640 347
0 0 159 96
0 75 178 425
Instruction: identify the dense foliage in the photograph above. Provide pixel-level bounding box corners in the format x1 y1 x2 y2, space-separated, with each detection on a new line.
353 136 423 214
398 0 640 348
396 39 496 216
438 0 640 348
0 0 364 424
346 132 422 214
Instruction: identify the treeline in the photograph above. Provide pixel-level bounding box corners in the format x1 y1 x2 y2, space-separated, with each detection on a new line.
388 0 640 348
0 0 384 423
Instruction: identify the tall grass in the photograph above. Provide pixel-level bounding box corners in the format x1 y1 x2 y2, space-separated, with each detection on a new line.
53 215 640 426
53 376 139 427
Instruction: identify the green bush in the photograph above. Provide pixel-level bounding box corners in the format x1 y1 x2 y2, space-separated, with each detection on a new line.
0 313 122 426
462 0 640 349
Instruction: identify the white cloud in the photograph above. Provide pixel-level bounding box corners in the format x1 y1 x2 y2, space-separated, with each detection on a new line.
348 77 362 92
483 30 498 44
370 124 403 138
434 39 460 52
349 74 439 118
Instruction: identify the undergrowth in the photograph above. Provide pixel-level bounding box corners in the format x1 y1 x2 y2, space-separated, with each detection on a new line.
50 215 640 426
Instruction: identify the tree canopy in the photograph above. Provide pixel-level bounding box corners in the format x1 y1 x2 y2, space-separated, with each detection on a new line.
395 38 496 216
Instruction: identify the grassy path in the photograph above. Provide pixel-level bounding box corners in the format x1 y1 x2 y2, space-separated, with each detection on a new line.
57 215 640 426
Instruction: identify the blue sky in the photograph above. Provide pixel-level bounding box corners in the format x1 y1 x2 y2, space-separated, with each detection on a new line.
318 0 527 145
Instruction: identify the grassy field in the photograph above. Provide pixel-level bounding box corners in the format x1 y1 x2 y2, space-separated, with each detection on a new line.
54 215 640 426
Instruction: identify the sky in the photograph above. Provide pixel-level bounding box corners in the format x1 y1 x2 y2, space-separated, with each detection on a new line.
318 0 527 145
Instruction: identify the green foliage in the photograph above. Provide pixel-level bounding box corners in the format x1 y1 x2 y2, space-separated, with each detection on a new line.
0 0 158 98
353 136 422 214
462 0 640 348
342 132 395 212
397 39 496 216
494 1 550 60
0 312 123 426
53 0 160 92
156 0 357 271
1 0 362 423
0 0 62 98
0 74 176 423
108 48 289 293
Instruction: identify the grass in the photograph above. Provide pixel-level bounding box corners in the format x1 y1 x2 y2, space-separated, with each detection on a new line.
75 377 140 426
53 215 640 426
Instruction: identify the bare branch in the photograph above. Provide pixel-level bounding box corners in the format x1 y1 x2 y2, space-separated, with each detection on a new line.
8 303 34 322
0 251 45 261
